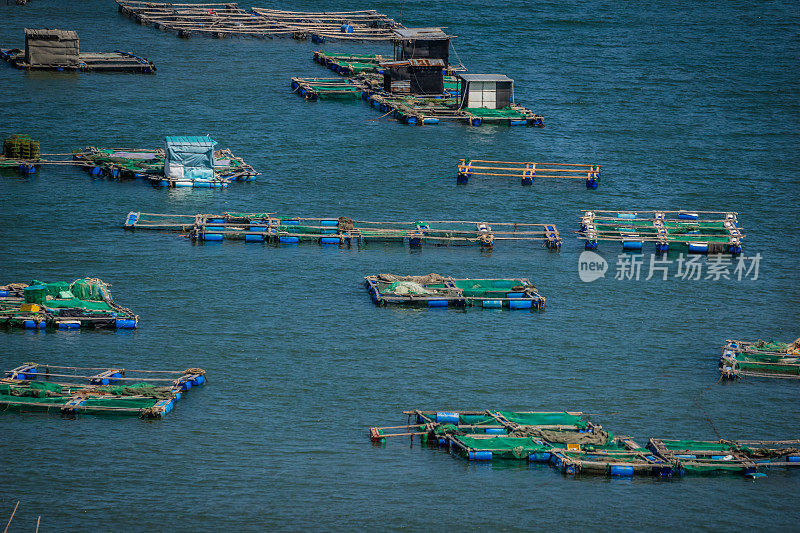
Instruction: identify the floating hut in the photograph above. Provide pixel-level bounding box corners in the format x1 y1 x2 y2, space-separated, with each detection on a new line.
0 278 138 330
0 363 204 418
719 338 800 380
578 210 744 254
72 137 258 187
123 212 563 249
382 59 445 95
457 159 601 186
116 1 401 41
371 410 800 478
0 29 155 73
392 28 452 64
364 274 545 310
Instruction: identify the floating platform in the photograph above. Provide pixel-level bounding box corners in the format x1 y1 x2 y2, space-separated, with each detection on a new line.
117 1 401 41
370 410 800 479
312 51 390 76
457 159 601 187
364 274 545 310
1 29 154 73
123 212 563 250
0 278 139 330
719 338 800 380
72 145 258 187
0 363 204 418
291 76 544 127
647 439 800 476
578 210 744 254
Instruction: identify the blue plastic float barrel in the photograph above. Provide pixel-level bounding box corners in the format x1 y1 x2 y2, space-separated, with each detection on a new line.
675 454 696 459
482 300 502 309
203 233 224 241
468 451 492 461
406 116 418 125
205 226 225 231
618 213 636 219
678 212 699 220
158 180 169 187
509 119 527 126
57 321 80 330
509 300 533 310
0 290 7 297
436 412 459 424
115 319 136 329
506 292 525 299
787 455 800 463
320 237 339 245
528 452 551 462
320 220 338 226
622 241 643 251
688 242 709 253
422 118 439 125
193 375 205 386
428 300 448 308
610 465 634 477
279 236 300 244
282 220 299 225
340 24 354 33
23 320 45 330
245 234 264 243
485 428 506 435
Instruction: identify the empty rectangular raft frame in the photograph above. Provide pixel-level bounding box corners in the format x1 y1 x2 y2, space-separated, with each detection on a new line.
370 409 800 478
457 159 601 187
1 363 205 418
364 275 545 310
719 338 800 380
123 212 562 249
579 209 744 254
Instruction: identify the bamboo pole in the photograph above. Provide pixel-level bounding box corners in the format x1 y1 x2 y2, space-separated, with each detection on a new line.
3 502 18 533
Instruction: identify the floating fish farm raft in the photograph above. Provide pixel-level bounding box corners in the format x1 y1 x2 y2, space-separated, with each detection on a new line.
73 144 258 188
116 1 401 41
124 212 563 249
719 338 800 380
292 73 544 127
1 29 155 73
579 210 744 254
370 410 800 478
364 274 545 310
0 278 138 330
457 159 601 187
1 363 205 418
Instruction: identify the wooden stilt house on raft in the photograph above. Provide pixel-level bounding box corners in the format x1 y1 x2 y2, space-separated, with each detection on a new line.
370 410 800 479
1 363 205 418
0 29 155 73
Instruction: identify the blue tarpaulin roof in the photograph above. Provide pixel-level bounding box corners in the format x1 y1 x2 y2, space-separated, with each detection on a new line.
163 136 217 181
164 136 217 147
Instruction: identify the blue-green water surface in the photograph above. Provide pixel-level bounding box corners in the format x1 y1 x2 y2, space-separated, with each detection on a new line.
0 0 799 530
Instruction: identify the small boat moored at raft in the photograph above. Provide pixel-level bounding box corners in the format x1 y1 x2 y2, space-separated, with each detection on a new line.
719 338 800 380
0 278 138 330
371 410 800 479
364 274 545 310
1 363 205 418
123 212 563 250
579 210 744 254
1 29 155 73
